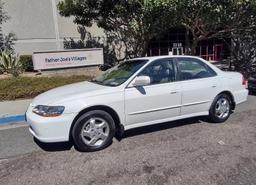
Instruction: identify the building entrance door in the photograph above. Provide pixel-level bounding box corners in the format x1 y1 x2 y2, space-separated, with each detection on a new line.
198 44 223 61
213 44 223 61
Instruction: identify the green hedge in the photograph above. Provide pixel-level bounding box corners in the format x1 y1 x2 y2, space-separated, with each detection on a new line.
0 75 92 101
20 55 34 72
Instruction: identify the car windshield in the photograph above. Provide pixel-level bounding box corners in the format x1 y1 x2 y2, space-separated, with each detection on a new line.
91 60 148 86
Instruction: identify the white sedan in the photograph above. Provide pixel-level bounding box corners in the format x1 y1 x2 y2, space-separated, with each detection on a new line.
26 56 248 152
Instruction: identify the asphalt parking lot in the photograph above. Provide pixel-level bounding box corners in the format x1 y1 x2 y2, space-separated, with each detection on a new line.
0 95 256 185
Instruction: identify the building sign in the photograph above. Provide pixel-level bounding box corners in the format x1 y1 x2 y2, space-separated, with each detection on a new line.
33 48 104 70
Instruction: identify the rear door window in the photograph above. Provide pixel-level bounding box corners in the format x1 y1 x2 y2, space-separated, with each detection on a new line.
177 58 216 81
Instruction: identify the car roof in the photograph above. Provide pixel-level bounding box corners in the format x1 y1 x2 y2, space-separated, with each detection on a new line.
129 55 203 61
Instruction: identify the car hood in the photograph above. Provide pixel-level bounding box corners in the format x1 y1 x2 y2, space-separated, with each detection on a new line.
32 81 113 106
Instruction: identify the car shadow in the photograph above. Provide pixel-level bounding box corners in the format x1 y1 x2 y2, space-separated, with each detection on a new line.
34 138 73 152
34 116 208 152
119 116 207 140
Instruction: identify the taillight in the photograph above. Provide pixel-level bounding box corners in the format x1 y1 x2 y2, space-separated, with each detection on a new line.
242 76 247 86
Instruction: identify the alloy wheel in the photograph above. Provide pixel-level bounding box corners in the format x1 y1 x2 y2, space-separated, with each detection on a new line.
215 97 230 119
80 117 110 147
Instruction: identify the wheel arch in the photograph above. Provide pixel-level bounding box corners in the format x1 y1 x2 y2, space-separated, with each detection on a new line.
217 91 236 110
69 105 123 141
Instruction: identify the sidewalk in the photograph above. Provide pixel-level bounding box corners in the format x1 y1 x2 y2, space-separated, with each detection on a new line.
0 99 32 124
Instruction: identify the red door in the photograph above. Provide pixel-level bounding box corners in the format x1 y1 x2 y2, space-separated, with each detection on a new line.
213 44 223 61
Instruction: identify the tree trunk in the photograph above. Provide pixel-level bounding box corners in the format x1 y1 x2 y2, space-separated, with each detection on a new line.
185 28 191 55
137 39 149 57
141 41 149 57
191 38 198 56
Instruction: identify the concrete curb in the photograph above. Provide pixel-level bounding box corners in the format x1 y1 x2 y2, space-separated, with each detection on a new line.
0 99 32 116
0 99 31 124
0 114 25 125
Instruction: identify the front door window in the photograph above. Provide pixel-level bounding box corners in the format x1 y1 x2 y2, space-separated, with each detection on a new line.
138 59 175 85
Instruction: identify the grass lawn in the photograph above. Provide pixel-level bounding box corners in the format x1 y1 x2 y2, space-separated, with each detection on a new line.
0 75 92 101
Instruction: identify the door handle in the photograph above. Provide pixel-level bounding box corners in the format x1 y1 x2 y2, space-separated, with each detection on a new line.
212 85 217 88
170 91 178 94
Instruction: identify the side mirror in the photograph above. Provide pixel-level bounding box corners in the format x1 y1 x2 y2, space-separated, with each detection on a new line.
99 64 112 71
131 76 151 87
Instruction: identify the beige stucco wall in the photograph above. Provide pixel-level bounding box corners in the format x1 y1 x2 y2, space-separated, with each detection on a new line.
2 0 104 55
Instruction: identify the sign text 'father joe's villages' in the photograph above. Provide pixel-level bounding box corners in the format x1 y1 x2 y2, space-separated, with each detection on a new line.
45 56 87 63
33 48 104 70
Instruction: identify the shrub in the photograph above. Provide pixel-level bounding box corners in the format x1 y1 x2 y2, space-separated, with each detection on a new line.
0 50 23 77
0 75 92 101
20 55 34 72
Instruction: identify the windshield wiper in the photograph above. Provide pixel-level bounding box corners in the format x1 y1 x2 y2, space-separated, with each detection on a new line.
90 79 116 87
90 79 102 85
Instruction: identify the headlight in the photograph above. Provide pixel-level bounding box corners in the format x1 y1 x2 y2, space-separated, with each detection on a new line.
32 105 65 117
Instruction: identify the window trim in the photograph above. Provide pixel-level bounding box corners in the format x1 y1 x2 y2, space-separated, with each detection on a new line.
175 57 217 82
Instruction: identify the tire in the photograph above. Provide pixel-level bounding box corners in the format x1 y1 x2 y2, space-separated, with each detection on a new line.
72 110 116 152
208 93 232 123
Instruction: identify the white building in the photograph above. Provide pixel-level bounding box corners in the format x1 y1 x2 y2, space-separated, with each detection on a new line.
2 0 104 54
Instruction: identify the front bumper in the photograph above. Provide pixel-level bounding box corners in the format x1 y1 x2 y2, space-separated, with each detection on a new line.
26 108 76 143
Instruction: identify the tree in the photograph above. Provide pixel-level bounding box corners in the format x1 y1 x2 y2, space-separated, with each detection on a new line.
63 28 120 66
58 0 176 60
0 0 16 52
228 29 256 77
0 0 9 48
175 0 256 55
1 33 16 51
